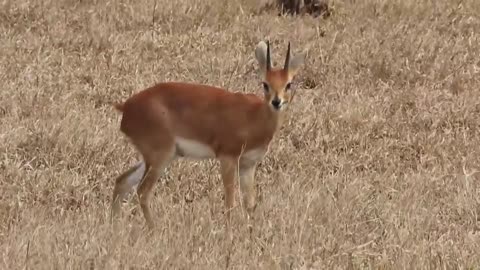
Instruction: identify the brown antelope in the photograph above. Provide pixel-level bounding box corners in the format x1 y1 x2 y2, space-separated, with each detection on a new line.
110 41 306 234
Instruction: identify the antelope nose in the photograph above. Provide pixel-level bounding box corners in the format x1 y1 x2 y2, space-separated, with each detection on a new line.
271 98 281 109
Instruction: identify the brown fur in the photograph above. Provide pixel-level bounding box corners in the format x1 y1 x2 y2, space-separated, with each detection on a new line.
117 82 278 157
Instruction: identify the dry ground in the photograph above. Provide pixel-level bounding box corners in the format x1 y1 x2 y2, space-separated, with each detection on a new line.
1 0 480 269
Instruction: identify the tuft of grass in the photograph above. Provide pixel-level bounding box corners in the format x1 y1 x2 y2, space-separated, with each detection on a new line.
1 0 480 268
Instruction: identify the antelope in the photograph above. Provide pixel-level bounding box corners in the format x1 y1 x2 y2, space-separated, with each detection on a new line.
110 41 306 234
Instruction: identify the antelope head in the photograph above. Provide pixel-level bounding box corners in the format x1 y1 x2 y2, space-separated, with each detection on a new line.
255 41 306 111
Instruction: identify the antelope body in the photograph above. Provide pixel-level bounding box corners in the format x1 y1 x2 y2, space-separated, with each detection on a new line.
111 41 305 233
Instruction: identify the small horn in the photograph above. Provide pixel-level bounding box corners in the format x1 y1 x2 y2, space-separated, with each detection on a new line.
266 41 272 70
284 42 291 70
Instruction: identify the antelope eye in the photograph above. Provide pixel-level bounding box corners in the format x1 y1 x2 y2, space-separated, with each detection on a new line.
286 82 292 90
262 82 269 92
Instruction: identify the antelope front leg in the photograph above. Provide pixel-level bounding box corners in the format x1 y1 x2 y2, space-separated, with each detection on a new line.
220 159 236 240
239 165 257 225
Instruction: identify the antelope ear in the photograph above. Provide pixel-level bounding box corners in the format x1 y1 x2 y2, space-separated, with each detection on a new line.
287 52 306 77
255 41 268 74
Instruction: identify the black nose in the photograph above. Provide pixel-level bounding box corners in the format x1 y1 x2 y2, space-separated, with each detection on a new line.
271 99 281 109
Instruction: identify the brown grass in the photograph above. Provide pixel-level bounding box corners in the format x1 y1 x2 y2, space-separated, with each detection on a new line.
1 0 480 269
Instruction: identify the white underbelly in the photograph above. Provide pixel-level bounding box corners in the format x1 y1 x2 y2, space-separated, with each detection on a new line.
175 137 216 159
242 148 266 160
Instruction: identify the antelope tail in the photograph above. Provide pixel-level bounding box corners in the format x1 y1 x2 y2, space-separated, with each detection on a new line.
112 102 124 113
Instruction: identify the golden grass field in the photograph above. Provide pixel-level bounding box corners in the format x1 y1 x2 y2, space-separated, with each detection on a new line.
1 0 480 269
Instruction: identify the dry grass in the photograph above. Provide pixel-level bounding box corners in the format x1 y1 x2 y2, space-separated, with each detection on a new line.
1 0 480 269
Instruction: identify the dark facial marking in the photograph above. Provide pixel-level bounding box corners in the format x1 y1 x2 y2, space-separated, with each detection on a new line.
262 82 269 92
